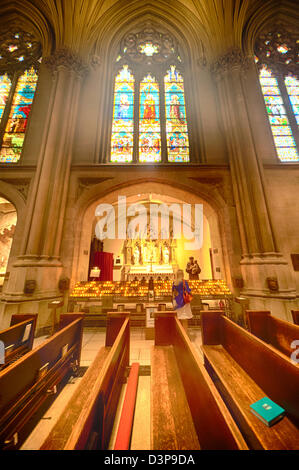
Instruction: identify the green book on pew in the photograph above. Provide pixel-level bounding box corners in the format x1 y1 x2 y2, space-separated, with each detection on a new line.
250 397 285 427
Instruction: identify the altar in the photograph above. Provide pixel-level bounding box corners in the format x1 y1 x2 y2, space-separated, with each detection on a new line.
122 230 178 281
127 264 175 281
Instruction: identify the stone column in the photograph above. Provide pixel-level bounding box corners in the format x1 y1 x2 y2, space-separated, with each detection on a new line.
3 49 88 303
213 49 296 319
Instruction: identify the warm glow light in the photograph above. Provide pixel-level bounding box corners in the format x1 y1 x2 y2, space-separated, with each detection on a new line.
70 280 232 298
139 43 159 56
277 45 289 54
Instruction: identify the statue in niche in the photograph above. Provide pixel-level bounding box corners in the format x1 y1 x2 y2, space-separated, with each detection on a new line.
123 239 132 264
162 244 170 264
133 244 140 265
170 239 177 263
142 240 149 264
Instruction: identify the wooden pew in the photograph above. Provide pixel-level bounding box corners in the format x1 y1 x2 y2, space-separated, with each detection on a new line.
292 310 299 326
41 313 130 450
246 310 299 358
0 314 83 450
201 311 299 450
0 315 37 370
151 311 248 450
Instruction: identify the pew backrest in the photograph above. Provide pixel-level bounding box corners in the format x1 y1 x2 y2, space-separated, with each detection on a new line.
246 310 299 357
202 312 299 425
0 315 83 448
0 315 37 366
64 317 130 450
292 310 299 325
153 312 248 450
41 315 130 450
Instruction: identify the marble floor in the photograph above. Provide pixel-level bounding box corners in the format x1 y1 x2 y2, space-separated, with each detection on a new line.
21 326 203 450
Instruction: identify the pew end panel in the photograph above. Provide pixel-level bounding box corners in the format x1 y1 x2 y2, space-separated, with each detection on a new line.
291 310 299 326
10 314 38 350
59 314 84 366
151 312 248 450
0 316 38 368
200 310 224 345
246 310 299 357
0 317 84 449
40 346 110 450
246 310 271 343
153 311 177 346
63 317 130 450
59 313 84 329
172 317 248 450
106 312 130 347
201 312 299 449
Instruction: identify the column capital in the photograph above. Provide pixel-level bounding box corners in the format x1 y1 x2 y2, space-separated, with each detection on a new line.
44 48 89 78
211 48 252 77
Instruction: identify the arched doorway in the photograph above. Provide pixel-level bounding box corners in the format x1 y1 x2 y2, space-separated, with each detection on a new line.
0 197 17 288
71 183 228 287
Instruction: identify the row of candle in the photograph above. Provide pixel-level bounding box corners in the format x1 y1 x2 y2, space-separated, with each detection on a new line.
70 279 232 298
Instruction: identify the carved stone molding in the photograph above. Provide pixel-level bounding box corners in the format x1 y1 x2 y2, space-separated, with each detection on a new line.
0 178 30 201
211 48 251 76
197 57 207 68
76 177 113 200
189 176 229 203
15 182 30 200
189 176 223 186
90 54 101 69
44 48 89 77
118 21 182 66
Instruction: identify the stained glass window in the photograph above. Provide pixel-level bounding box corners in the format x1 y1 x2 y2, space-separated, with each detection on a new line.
164 66 189 162
139 43 159 56
110 29 190 163
0 29 41 163
259 67 299 162
255 28 299 162
0 74 11 123
0 67 38 163
139 74 161 162
285 75 299 127
111 65 134 163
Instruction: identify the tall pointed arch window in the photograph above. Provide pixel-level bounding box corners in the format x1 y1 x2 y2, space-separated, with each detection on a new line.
164 66 189 162
0 29 41 163
110 27 190 163
139 74 161 162
111 65 134 162
255 29 299 162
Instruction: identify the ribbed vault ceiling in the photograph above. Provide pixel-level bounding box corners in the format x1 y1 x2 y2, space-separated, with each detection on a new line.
0 0 297 62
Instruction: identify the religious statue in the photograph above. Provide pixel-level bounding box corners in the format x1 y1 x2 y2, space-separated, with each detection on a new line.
133 244 140 265
162 244 170 264
170 233 177 263
266 277 279 292
186 256 201 280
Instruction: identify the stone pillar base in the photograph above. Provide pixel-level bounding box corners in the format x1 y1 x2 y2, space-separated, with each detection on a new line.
0 296 66 334
0 260 68 330
239 253 297 321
